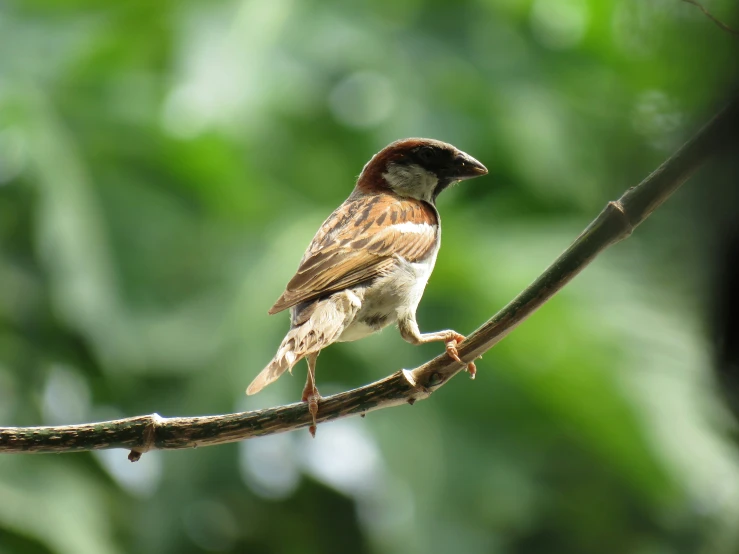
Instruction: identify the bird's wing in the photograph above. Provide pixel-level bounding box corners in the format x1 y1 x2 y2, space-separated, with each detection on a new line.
269 194 438 314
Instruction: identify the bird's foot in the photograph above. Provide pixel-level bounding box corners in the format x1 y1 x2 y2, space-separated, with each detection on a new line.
445 333 476 379
301 385 321 437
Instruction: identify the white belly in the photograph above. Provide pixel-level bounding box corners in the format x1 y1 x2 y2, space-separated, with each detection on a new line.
337 320 380 342
336 252 438 343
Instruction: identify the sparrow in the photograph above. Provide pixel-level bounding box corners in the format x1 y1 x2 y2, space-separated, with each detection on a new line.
246 138 488 435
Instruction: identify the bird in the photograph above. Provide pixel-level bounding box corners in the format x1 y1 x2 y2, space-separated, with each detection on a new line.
246 138 488 436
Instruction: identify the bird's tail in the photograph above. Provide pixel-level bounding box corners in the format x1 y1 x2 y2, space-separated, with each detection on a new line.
246 291 362 396
246 335 303 395
246 312 334 395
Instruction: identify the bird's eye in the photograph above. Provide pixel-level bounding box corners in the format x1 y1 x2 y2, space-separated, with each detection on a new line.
417 146 435 163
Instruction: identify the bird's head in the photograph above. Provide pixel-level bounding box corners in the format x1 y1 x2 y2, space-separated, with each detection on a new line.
357 138 488 203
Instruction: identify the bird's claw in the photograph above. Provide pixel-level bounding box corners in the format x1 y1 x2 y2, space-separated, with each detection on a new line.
302 387 321 437
445 333 476 379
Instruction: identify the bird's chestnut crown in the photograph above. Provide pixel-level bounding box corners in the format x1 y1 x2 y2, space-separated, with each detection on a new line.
357 138 487 204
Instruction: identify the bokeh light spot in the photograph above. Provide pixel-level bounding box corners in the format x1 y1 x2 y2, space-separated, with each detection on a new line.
632 90 684 149
42 364 91 425
329 71 396 129
240 432 300 500
298 419 382 496
94 448 163 498
530 0 589 50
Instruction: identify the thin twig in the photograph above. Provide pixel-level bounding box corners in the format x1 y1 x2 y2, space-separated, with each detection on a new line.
682 0 739 36
2 97 739 460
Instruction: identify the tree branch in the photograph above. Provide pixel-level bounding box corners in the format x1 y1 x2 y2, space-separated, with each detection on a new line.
682 0 739 36
2 97 739 461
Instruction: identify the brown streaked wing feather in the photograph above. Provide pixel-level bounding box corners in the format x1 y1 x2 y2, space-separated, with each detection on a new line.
269 194 438 314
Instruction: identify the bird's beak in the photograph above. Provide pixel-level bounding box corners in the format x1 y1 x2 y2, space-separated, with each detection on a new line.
453 151 488 180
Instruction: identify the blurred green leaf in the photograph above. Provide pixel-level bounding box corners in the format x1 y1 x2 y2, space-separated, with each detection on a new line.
1 0 738 552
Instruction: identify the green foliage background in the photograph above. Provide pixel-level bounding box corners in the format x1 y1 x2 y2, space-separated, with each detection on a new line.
1 0 739 552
